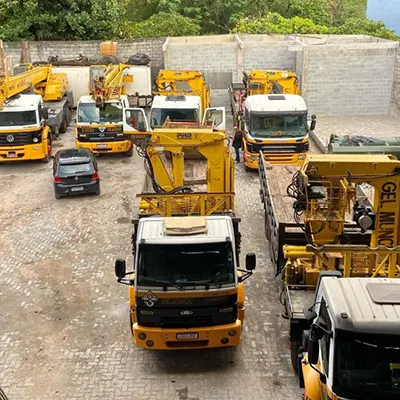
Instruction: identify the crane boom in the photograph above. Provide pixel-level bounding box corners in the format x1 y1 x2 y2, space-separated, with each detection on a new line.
0 64 67 110
91 64 132 107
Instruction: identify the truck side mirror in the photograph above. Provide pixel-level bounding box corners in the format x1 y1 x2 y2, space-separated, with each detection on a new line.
138 121 146 132
43 107 49 120
307 333 320 365
245 253 256 271
115 258 126 279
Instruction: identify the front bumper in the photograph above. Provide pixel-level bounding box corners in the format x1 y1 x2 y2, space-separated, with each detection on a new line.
132 320 243 350
54 180 100 197
244 151 306 169
76 140 132 154
0 142 49 162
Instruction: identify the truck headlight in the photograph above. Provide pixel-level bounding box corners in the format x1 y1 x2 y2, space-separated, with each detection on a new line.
33 137 39 143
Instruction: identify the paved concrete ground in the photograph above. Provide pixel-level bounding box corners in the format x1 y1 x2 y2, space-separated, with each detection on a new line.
314 115 400 148
0 122 302 400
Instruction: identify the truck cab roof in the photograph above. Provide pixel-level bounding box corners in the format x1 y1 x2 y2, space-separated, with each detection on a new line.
245 94 307 113
77 95 128 105
2 94 42 111
321 277 400 335
151 95 200 110
137 215 235 245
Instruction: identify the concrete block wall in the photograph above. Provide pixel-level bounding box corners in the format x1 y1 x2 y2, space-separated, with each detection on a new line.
304 46 398 115
243 44 296 72
390 53 400 119
3 39 165 71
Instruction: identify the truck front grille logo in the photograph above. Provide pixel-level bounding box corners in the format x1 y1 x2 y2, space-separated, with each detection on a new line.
142 291 159 307
99 126 106 133
180 310 193 316
6 135 14 143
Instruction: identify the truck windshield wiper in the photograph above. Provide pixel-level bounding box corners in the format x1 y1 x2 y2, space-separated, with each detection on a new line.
141 277 184 291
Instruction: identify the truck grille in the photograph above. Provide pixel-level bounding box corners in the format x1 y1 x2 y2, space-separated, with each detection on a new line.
77 133 129 142
0 132 31 146
137 305 237 328
247 140 309 154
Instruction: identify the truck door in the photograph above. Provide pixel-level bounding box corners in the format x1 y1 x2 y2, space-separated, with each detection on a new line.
123 108 149 133
203 107 226 131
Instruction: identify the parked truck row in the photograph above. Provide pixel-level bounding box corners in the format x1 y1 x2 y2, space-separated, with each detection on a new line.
2 45 400 398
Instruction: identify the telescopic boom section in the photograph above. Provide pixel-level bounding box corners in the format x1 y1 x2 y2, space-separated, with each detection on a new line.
0 64 67 110
91 63 130 107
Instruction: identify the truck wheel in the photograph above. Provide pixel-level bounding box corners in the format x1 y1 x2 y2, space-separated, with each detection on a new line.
291 340 301 373
125 145 134 157
41 140 52 163
129 312 134 337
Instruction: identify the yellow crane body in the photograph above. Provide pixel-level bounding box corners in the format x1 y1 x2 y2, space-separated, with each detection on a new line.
283 154 400 288
154 70 211 115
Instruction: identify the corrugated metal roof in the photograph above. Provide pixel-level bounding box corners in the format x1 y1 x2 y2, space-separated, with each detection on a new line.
245 94 307 112
137 215 234 244
323 277 400 334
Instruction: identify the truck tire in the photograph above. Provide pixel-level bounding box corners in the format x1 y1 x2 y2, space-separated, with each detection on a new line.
291 340 301 373
59 115 67 133
129 312 134 337
41 137 52 163
125 145 134 157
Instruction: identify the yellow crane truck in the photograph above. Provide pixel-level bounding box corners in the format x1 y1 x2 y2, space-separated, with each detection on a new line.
75 64 136 156
0 64 72 162
114 114 256 350
229 70 316 170
259 153 400 397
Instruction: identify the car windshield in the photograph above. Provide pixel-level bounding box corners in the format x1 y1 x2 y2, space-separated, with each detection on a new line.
335 331 400 400
137 242 235 288
249 113 307 138
150 108 198 128
77 102 123 123
0 111 37 127
59 162 93 175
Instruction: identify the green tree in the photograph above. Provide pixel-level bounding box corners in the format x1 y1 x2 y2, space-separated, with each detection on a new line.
0 0 126 40
128 12 201 37
233 12 399 41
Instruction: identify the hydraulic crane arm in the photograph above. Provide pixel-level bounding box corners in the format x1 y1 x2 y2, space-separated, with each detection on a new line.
91 63 131 107
243 70 301 96
290 154 400 248
0 64 67 110
153 70 210 110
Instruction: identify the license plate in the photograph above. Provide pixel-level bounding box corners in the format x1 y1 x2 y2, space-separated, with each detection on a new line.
7 152 17 158
176 333 199 340
71 186 84 192
96 144 107 149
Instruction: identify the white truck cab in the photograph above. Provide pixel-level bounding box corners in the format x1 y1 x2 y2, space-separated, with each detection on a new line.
150 95 226 131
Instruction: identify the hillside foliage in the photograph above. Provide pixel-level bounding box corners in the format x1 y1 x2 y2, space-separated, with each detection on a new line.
0 0 397 41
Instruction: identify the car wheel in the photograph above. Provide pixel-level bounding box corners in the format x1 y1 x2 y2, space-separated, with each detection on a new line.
95 188 101 196
55 193 62 199
125 145 134 157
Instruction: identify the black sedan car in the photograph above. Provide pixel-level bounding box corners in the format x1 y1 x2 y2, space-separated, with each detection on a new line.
53 148 100 199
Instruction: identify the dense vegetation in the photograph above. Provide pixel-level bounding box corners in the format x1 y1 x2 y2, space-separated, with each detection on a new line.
0 0 398 41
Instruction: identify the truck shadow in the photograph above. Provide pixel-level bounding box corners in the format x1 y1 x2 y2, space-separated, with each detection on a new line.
150 347 238 374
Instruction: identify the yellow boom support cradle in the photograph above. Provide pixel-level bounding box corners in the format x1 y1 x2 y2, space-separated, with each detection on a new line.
0 64 67 109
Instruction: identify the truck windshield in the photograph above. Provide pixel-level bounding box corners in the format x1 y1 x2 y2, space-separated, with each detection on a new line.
137 242 235 288
335 331 400 400
0 111 37 127
150 108 198 128
77 102 123 123
249 113 307 138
